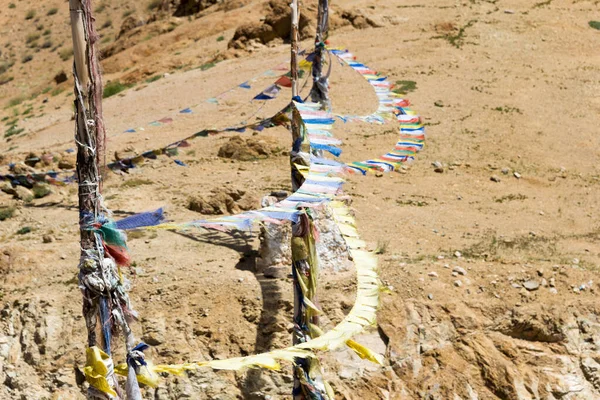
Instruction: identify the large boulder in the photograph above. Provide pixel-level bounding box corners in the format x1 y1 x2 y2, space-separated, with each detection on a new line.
217 135 279 161
228 0 315 49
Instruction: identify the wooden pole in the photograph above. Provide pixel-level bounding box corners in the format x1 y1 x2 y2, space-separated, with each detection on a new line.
290 0 300 100
69 1 118 398
310 0 329 106
70 0 100 347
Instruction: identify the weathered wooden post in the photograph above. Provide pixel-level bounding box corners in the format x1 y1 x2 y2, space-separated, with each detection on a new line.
290 0 300 101
289 2 330 398
69 1 117 398
69 1 135 398
70 0 107 350
310 0 330 107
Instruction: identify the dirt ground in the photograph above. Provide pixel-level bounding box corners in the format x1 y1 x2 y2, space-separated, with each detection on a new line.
1 0 600 399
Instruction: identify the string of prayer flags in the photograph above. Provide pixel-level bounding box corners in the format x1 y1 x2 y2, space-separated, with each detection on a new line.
329 48 425 174
114 97 385 379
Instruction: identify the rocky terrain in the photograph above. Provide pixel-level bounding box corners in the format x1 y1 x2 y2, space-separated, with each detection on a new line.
1 0 600 399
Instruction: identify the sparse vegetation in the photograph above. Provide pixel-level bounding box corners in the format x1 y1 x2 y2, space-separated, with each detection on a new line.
492 105 523 114
590 21 600 30
95 4 106 13
435 20 476 48
51 87 65 96
26 33 40 44
217 35 225 42
59 47 73 61
122 10 134 17
121 178 153 188
103 81 132 98
459 231 558 261
533 0 552 8
16 226 32 235
393 80 417 94
7 95 26 107
495 194 528 203
199 62 217 71
145 75 162 83
40 40 53 49
25 10 35 20
147 0 161 11
8 3 15 9
5 124 25 138
375 240 389 255
0 60 15 74
0 206 16 221
101 20 112 29
47 7 58 16
22 54 33 63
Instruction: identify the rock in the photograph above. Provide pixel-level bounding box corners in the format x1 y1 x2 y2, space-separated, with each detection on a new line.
501 167 510 175
523 280 540 291
541 278 548 287
537 269 544 276
117 15 146 39
10 162 36 175
217 135 278 161
54 71 68 84
340 10 380 30
1 182 16 195
14 186 34 202
188 187 257 215
24 153 40 167
572 258 580 265
172 0 220 17
549 287 558 294
32 182 52 198
428 271 438 278
42 235 55 243
549 278 556 287
141 318 166 346
432 161 444 173
490 175 501 183
427 293 434 300
434 100 444 107
454 251 462 258
58 154 76 169
453 266 467 276
512 283 522 288
263 265 288 279
514 172 522 179
228 0 315 48
454 280 463 287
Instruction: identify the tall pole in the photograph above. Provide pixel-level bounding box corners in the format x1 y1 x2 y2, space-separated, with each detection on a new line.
290 0 300 100
70 0 102 349
69 1 119 398
289 2 329 398
310 0 330 107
